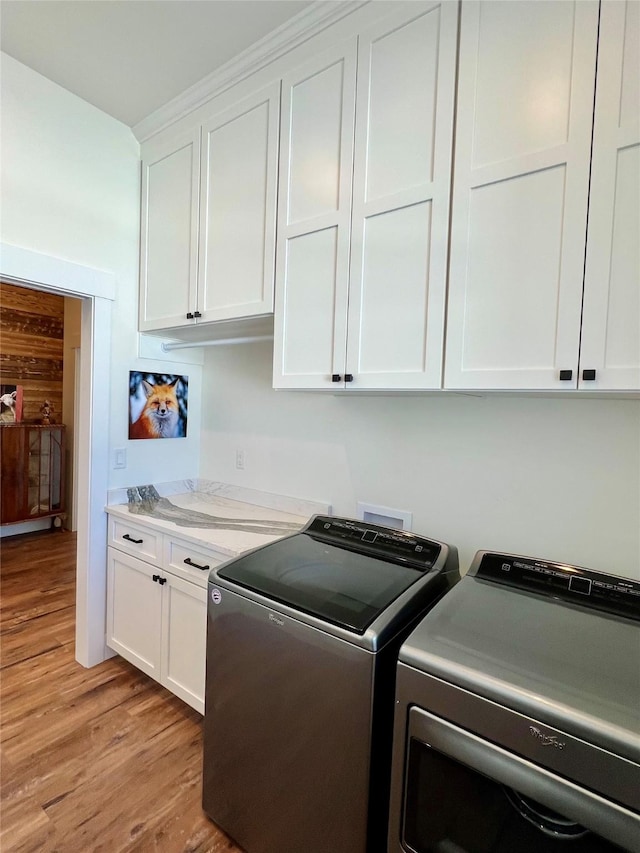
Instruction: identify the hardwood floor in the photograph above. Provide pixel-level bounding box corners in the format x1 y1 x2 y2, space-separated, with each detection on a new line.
0 529 242 853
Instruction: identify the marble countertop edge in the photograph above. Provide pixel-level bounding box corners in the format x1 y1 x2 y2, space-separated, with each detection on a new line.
105 480 331 559
106 479 331 518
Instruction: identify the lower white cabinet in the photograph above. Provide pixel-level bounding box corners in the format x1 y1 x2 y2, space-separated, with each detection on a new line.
160 571 208 712
107 548 163 681
107 546 208 714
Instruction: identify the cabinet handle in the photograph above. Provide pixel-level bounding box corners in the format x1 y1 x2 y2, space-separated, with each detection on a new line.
158 577 167 586
152 574 161 583
194 310 202 318
559 370 573 381
123 534 143 544
582 369 597 381
344 374 354 383
184 557 210 571
331 374 342 383
186 312 194 319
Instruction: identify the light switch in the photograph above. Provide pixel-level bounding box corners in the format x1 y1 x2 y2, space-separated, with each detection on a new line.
114 448 127 469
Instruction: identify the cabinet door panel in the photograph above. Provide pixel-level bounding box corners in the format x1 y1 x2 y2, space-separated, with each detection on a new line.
470 2 575 168
106 549 162 680
274 42 357 389
198 84 279 322
580 0 640 390
347 2 458 390
287 60 346 224
281 228 341 379
445 0 599 390
458 165 567 373
161 574 207 714
356 202 432 376
362 5 441 201
139 128 200 331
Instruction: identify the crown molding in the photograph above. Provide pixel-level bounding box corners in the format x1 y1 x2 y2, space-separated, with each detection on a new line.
133 0 367 142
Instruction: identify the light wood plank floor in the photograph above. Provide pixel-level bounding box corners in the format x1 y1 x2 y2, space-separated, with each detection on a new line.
0 529 243 853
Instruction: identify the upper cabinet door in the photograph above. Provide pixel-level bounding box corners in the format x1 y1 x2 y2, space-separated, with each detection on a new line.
139 127 200 332
580 0 640 391
346 1 458 390
445 1 599 390
198 84 280 323
273 41 357 389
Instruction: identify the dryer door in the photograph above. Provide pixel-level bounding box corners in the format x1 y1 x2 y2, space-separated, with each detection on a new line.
398 708 639 853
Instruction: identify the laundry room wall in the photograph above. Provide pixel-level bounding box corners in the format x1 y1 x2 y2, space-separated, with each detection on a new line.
199 342 640 580
0 53 201 488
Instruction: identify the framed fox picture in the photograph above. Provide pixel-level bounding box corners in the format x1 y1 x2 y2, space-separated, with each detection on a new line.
129 372 188 440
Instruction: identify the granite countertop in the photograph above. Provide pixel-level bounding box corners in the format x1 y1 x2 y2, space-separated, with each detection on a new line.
106 480 331 558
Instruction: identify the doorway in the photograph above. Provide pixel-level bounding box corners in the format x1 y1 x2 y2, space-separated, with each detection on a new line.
1 241 115 668
0 282 82 534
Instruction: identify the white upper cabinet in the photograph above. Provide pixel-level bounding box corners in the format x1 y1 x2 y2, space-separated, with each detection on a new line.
139 127 200 332
273 1 459 390
445 0 599 391
198 85 279 323
445 0 640 394
580 0 640 391
273 40 357 389
139 83 280 333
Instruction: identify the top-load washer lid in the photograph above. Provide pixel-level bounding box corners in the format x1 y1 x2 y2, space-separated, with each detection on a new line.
215 515 446 634
398 550 640 764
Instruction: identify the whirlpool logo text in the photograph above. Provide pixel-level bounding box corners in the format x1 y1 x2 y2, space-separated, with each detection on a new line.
529 726 565 749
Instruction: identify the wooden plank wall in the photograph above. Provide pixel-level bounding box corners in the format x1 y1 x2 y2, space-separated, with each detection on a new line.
0 282 64 423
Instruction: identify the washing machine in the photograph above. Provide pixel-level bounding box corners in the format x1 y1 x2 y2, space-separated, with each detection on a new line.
202 514 459 853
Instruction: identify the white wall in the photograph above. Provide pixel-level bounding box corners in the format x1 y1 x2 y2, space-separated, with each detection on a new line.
0 53 201 487
200 342 640 580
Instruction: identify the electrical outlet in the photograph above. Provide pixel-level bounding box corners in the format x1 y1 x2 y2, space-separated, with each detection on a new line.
235 449 245 470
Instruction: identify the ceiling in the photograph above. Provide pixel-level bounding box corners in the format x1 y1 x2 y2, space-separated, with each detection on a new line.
0 0 313 128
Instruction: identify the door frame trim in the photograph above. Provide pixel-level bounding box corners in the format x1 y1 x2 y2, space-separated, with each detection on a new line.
1 242 115 666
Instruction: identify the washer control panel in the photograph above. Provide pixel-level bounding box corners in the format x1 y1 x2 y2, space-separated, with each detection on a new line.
304 515 441 571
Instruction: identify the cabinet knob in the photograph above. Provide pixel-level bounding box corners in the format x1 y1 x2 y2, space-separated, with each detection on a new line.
582 369 597 381
152 574 160 583
559 370 573 381
186 312 194 319
194 310 202 318
344 374 354 383
158 577 167 585
331 374 342 383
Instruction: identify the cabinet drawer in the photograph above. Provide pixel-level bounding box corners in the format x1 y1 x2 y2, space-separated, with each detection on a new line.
109 516 162 565
164 536 226 587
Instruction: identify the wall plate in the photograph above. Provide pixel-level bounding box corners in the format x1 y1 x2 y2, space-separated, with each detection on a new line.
356 502 412 531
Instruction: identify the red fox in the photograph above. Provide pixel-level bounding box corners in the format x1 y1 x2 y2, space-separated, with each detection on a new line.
129 378 181 439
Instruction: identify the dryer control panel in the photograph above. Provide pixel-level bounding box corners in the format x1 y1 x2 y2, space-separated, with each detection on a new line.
475 552 640 620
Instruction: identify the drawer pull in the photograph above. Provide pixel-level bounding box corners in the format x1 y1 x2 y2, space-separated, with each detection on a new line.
184 557 210 571
123 534 143 544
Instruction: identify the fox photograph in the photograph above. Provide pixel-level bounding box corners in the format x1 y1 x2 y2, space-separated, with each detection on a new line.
129 372 188 440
